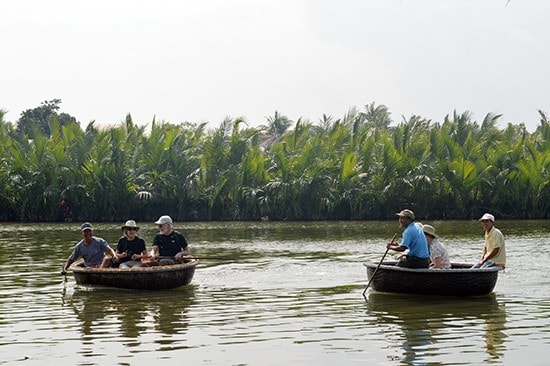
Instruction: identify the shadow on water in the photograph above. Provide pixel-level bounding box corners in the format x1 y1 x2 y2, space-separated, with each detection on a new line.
366 292 507 364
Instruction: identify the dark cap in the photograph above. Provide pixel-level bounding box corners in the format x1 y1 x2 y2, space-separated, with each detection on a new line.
80 222 93 231
396 209 415 220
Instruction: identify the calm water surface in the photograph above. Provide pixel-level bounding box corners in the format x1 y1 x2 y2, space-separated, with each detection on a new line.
0 220 549 365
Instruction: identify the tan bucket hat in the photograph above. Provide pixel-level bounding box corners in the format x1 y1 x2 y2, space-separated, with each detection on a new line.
422 224 437 238
121 220 140 231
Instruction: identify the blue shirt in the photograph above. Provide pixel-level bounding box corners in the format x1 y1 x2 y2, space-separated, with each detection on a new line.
401 222 430 259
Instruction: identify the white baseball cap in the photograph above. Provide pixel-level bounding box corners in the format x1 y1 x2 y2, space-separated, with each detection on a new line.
154 215 173 225
479 213 495 222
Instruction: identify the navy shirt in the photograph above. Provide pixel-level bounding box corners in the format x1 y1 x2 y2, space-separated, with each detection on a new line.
153 230 188 257
116 236 146 262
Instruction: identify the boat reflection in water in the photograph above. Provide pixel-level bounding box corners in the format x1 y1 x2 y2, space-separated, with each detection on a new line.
65 287 196 344
366 292 507 364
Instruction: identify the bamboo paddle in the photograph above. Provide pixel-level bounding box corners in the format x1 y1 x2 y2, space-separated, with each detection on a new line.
362 233 398 301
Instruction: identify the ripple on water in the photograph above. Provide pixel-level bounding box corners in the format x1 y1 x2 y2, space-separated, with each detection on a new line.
1 222 549 365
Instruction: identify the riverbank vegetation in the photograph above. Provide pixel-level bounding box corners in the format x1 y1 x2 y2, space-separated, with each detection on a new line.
1 101 549 222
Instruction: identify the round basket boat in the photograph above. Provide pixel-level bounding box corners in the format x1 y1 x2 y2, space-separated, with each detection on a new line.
364 261 502 296
70 258 198 290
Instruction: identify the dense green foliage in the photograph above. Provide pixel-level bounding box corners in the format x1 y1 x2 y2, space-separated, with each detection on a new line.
1 103 549 222
15 99 77 137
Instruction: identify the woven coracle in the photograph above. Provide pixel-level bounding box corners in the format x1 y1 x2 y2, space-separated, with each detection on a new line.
364 261 501 296
71 259 198 290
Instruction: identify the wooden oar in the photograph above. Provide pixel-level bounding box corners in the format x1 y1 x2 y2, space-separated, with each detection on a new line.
362 233 398 301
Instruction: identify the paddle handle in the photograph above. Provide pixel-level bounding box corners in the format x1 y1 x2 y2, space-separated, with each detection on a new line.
362 233 398 300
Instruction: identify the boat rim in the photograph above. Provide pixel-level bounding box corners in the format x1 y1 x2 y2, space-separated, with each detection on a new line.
364 261 503 273
70 258 199 273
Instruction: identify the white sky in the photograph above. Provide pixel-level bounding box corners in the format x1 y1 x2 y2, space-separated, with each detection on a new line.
1 0 548 132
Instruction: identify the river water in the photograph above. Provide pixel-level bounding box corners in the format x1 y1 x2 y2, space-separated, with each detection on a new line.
0 220 548 365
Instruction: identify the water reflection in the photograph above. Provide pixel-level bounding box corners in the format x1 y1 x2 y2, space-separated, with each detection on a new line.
483 300 507 362
149 288 196 338
2 221 547 365
366 292 507 364
64 286 196 342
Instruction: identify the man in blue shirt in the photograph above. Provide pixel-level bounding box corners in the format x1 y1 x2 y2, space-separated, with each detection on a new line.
387 209 430 268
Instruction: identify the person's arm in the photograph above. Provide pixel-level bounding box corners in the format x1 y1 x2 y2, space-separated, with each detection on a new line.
61 245 79 275
132 240 148 261
174 233 190 258
132 252 145 261
116 251 127 262
61 258 74 275
114 238 128 261
176 246 191 258
105 245 117 259
150 245 159 257
431 257 444 269
390 225 412 253
477 247 488 266
387 242 406 252
480 247 499 265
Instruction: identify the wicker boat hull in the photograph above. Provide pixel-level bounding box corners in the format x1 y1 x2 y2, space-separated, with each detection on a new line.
364 261 502 296
70 259 198 290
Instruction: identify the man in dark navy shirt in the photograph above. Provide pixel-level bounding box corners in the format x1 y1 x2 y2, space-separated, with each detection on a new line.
151 215 190 265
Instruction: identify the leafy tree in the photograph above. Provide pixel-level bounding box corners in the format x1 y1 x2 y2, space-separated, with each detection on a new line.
16 99 78 137
260 111 293 148
1 101 549 221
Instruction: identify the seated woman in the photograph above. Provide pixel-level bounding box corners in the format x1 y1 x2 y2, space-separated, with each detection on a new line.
422 224 451 269
113 220 149 268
